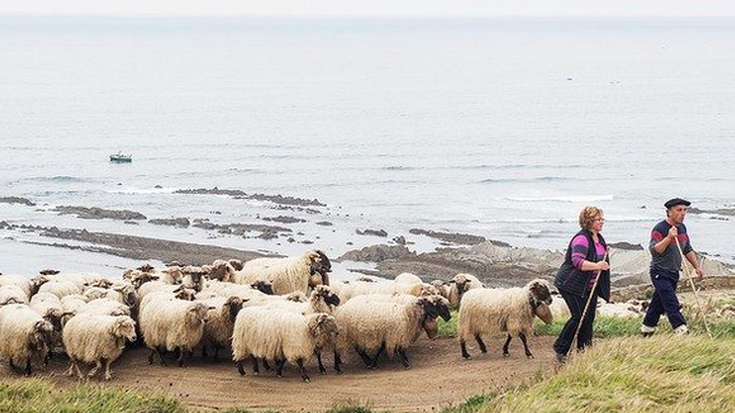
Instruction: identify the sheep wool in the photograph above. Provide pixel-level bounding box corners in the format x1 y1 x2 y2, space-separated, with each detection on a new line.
140 299 210 366
0 304 55 375
62 314 136 380
458 279 552 359
233 250 326 295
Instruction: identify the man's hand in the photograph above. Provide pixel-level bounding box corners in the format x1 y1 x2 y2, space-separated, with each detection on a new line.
596 261 610 271
695 267 704 280
668 225 678 239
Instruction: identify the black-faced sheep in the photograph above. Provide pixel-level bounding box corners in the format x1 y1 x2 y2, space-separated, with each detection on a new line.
199 296 245 362
458 279 553 360
447 273 484 310
62 314 137 380
233 249 331 295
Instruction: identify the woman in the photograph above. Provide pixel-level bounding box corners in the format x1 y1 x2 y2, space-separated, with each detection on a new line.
553 206 611 362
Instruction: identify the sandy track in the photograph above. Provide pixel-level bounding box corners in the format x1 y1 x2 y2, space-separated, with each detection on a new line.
1 336 559 412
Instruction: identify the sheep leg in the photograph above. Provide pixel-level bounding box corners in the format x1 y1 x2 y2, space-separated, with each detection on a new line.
251 356 259 376
316 351 327 375
177 348 187 367
297 359 310 383
213 347 220 363
275 358 286 378
333 351 343 374
519 333 534 359
502 334 513 357
237 360 246 376
368 343 386 369
9 360 24 374
262 359 272 371
201 345 208 359
71 358 85 380
475 334 488 353
460 340 471 359
398 348 411 369
24 358 32 376
355 347 372 367
156 346 168 367
88 360 102 379
102 358 113 380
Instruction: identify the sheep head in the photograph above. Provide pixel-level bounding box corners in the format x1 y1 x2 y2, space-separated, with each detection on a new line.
30 320 55 351
527 279 553 324
228 259 244 271
251 280 274 295
418 295 452 323
129 272 159 289
136 263 155 272
286 291 308 303
309 313 339 341
114 284 138 308
225 296 245 322
112 316 137 343
172 286 197 301
312 285 340 308
206 260 235 282
187 302 210 326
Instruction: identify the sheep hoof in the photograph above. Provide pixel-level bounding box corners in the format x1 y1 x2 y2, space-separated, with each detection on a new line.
503 353 510 358
335 370 344 375
303 378 311 383
526 354 534 359
104 374 113 381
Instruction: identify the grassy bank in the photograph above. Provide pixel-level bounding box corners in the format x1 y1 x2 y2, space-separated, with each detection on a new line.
472 334 735 412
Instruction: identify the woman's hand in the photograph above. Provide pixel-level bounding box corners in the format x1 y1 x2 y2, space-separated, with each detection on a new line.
596 261 610 271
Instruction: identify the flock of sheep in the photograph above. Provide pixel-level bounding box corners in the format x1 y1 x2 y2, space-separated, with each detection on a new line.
0 249 559 383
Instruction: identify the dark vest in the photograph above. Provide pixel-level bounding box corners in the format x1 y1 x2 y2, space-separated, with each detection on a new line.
554 229 611 301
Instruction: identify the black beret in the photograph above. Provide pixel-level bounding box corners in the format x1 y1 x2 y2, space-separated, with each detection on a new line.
664 198 691 209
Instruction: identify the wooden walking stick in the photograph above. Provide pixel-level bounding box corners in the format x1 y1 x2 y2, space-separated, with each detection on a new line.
674 238 712 338
570 250 609 352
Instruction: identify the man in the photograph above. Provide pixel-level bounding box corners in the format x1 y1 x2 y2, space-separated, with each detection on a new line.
641 198 705 336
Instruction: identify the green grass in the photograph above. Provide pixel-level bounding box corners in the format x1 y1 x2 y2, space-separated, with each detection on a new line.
472 335 735 412
0 379 185 413
439 310 459 338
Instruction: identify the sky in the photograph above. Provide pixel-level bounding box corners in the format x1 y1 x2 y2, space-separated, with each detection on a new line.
0 0 734 17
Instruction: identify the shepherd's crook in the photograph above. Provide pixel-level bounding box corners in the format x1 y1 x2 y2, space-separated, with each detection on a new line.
675 238 712 338
570 250 609 353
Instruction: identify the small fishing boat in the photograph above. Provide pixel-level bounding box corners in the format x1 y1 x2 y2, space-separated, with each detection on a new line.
109 152 132 163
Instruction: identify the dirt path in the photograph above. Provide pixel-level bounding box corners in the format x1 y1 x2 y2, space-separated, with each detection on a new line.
2 336 559 412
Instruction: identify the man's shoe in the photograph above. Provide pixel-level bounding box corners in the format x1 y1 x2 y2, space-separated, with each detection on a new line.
673 324 689 335
555 352 567 363
640 324 656 337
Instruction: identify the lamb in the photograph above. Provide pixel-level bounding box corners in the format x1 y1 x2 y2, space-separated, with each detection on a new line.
0 284 29 305
233 249 331 295
232 308 338 382
139 299 211 366
0 304 55 375
458 279 553 360
62 314 137 380
334 294 451 370
447 273 484 310
199 296 245 362
138 286 196 315
205 259 238 282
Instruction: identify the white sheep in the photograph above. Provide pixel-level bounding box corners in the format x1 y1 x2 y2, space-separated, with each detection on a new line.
330 279 424 303
447 273 483 310
233 249 331 295
260 285 341 315
232 308 338 382
62 314 137 380
37 279 82 299
198 296 245 362
0 284 29 305
77 298 131 317
0 274 33 300
29 292 65 333
0 304 55 375
205 259 237 283
334 294 451 370
458 279 553 360
140 299 211 366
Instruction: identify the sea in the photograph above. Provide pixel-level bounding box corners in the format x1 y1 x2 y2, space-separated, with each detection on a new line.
1 16 734 277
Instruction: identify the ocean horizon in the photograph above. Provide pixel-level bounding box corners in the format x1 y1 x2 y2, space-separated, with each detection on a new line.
1 16 734 276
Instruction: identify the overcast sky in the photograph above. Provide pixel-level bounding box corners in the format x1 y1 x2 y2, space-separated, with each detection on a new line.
0 0 733 17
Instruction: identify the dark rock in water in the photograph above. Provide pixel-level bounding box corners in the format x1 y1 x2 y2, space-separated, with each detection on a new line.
346 241 353 245
55 205 147 221
124 221 140 225
0 197 36 206
0 221 10 229
154 185 163 189
287 237 296 243
192 221 291 238
149 218 190 228
392 235 407 245
608 241 644 251
262 215 306 224
316 221 333 226
690 207 735 217
301 240 314 245
338 244 415 263
39 269 60 275
409 228 486 246
356 228 388 237
175 187 326 207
